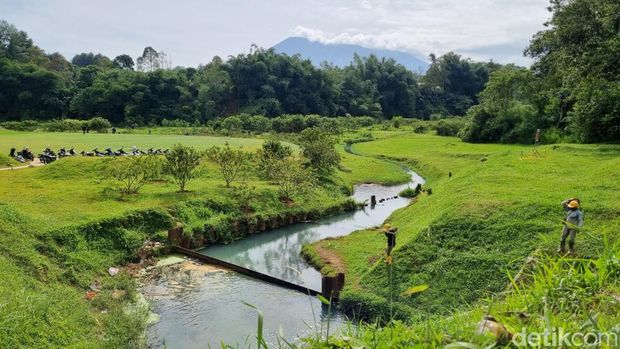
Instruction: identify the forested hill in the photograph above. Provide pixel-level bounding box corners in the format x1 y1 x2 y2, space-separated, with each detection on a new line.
272 36 429 73
1 0 619 143
0 18 493 124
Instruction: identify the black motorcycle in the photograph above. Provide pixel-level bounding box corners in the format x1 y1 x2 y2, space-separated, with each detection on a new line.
93 148 106 157
39 148 57 164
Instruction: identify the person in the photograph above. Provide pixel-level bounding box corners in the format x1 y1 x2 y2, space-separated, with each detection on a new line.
383 223 398 256
112 127 116 134
82 125 87 134
558 198 584 255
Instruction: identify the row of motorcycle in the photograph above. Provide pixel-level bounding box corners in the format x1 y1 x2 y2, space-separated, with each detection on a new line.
9 147 170 164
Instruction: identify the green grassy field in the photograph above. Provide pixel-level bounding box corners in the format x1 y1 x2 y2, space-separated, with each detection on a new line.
0 128 411 348
2 127 619 348
306 132 620 345
0 129 272 165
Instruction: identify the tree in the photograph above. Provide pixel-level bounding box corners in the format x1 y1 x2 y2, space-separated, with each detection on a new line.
113 54 134 70
269 157 316 201
257 139 293 179
137 47 170 72
298 128 340 176
206 143 252 187
164 144 203 191
525 0 620 142
71 52 112 68
108 155 161 194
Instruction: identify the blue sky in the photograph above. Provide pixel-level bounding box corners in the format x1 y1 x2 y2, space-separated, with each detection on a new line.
1 0 550 67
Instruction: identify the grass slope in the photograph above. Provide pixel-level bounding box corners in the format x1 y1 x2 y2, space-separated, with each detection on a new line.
309 133 620 318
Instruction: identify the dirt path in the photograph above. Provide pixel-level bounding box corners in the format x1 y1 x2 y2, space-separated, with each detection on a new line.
313 239 346 274
0 158 45 171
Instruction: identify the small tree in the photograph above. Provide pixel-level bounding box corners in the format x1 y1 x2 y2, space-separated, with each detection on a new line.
164 144 202 192
206 143 252 188
257 139 293 179
298 128 340 176
108 155 161 194
87 116 111 132
230 183 257 213
269 157 316 201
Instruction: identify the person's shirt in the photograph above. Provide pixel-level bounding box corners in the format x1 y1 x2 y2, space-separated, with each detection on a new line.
566 209 584 228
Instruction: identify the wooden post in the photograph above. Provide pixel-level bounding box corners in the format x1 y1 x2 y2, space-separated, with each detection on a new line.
167 223 183 246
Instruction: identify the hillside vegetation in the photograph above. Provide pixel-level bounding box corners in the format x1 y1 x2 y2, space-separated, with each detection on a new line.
305 131 620 345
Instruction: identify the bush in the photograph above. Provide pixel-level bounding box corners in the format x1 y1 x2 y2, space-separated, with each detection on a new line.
44 119 85 132
164 144 203 191
257 139 293 179
399 184 421 198
108 155 162 194
87 117 112 132
1 120 39 131
206 143 252 188
161 118 192 127
434 118 468 137
299 127 341 176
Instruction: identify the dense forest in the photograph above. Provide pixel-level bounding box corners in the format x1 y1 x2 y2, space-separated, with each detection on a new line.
1 0 618 143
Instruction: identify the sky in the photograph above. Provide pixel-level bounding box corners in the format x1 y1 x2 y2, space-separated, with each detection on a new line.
0 0 551 67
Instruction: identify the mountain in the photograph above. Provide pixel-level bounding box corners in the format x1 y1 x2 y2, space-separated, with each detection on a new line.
273 37 428 73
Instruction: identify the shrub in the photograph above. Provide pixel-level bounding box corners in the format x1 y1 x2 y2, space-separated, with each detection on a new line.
161 118 192 127
257 139 293 179
87 116 112 132
164 144 203 192
434 118 468 137
44 119 85 132
206 143 252 188
269 157 316 200
298 127 341 176
1 120 39 131
108 155 162 194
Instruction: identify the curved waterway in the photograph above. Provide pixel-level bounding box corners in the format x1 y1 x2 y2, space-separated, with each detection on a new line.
146 170 424 348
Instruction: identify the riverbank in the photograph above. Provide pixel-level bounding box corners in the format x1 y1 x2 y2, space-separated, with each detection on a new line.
301 132 620 345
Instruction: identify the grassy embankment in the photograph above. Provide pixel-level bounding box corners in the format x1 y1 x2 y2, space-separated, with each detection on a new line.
304 132 620 345
0 128 408 348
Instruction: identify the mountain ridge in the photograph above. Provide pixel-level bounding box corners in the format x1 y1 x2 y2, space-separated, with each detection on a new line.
273 37 429 73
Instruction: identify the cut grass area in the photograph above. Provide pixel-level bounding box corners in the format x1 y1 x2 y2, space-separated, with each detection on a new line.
0 128 279 168
309 133 620 317
337 144 410 186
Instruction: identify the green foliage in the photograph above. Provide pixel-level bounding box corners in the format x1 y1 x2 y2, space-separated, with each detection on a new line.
257 139 293 179
569 78 620 143
398 186 420 198
43 118 85 132
299 128 341 176
270 157 316 200
87 116 112 132
164 143 202 191
108 155 162 194
433 118 468 137
206 143 252 187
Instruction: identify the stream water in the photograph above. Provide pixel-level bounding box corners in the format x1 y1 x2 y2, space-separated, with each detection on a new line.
146 170 424 348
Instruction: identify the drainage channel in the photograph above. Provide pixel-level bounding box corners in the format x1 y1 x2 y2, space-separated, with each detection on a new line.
145 170 425 348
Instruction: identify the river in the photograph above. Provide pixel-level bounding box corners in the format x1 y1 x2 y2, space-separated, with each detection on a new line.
145 170 424 348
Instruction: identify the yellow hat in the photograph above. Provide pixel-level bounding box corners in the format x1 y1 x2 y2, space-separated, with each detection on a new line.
568 200 579 209
383 223 391 230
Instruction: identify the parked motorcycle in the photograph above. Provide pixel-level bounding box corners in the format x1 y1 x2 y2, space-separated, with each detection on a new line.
38 148 57 164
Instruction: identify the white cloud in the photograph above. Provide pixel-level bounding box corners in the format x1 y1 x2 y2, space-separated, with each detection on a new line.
1 0 550 66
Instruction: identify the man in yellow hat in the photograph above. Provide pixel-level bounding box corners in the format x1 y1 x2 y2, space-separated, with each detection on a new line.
558 197 584 255
383 223 398 256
